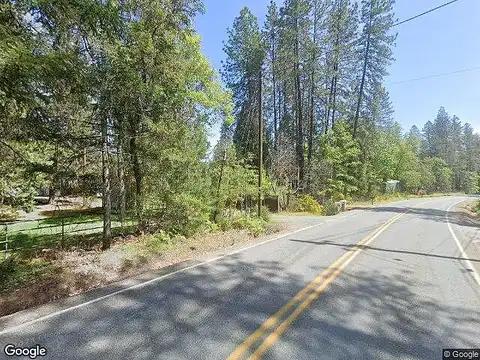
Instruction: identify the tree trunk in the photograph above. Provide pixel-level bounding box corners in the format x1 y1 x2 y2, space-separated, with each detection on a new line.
353 1 373 138
294 15 304 191
258 71 263 218
331 30 340 127
307 2 318 192
271 31 278 151
331 70 338 127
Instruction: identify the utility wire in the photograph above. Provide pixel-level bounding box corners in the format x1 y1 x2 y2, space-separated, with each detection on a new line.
388 66 480 85
392 0 461 27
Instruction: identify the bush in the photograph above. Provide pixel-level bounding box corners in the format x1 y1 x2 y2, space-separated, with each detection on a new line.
144 231 172 254
285 196 300 212
145 193 213 237
216 214 266 237
323 200 339 216
0 256 59 292
332 192 345 201
298 195 323 214
260 205 271 222
0 205 19 221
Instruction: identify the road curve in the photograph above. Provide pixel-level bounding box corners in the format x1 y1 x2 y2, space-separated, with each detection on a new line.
0 197 479 360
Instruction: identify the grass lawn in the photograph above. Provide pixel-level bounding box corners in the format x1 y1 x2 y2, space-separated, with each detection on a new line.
0 208 137 255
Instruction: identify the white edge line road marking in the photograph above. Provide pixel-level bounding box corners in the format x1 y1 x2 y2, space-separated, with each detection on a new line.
447 200 480 286
0 211 361 335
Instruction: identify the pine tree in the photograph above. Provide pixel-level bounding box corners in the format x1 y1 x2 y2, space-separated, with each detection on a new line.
353 0 396 137
221 7 265 161
325 0 359 128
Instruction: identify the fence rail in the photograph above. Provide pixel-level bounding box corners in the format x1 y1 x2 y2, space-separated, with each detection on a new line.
0 214 137 260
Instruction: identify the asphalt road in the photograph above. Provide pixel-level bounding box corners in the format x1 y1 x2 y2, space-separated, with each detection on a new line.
1 197 479 360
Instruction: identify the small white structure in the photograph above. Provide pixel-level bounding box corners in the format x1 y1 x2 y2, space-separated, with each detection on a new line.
385 180 400 193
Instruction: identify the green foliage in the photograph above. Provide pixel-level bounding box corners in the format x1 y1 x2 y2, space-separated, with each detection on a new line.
231 215 267 237
144 231 173 254
322 120 361 199
211 145 258 215
0 256 59 292
222 7 265 159
298 195 323 214
0 206 19 221
3 0 480 259
323 200 340 216
422 157 453 193
462 172 479 194
260 206 271 222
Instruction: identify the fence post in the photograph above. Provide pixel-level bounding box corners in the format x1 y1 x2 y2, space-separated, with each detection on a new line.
61 217 65 248
4 223 8 260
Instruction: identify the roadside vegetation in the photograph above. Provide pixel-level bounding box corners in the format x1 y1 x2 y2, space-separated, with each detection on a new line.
1 0 480 314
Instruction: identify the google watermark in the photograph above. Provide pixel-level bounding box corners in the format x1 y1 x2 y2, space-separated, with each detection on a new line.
3 344 47 359
443 349 480 360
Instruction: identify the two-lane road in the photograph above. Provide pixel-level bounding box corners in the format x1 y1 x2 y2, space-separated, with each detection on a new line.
1 197 479 359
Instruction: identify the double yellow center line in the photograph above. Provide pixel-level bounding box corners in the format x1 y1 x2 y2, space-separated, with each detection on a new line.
227 209 413 360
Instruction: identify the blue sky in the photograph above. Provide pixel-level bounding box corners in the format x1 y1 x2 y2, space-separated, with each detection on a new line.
194 0 480 144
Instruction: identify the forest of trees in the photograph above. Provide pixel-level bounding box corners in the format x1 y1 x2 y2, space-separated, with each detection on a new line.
1 0 480 249
220 0 480 202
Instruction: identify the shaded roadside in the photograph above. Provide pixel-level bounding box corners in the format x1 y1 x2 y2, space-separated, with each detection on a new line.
0 215 322 318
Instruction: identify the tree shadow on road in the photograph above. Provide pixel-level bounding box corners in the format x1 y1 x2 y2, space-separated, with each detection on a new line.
354 205 479 229
270 268 479 360
290 239 480 263
1 251 479 360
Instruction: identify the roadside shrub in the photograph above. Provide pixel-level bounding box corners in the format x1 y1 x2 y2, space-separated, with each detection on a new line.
145 193 212 237
0 256 59 292
285 196 300 212
144 230 172 254
217 215 234 232
204 220 220 233
260 206 271 222
298 195 323 214
323 200 339 216
230 215 266 237
332 192 345 201
216 211 269 237
0 205 19 221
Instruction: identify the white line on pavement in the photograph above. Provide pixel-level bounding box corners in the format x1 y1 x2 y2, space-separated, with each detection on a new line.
446 200 480 286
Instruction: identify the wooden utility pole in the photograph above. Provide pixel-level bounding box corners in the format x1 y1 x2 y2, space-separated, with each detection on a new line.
117 120 126 230
102 116 112 250
258 70 263 218
213 150 227 222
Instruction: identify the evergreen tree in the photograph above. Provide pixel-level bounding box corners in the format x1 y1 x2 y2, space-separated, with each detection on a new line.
353 0 396 137
221 7 265 161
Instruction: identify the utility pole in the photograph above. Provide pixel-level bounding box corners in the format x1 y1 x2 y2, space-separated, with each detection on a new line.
213 149 227 222
258 70 263 218
102 116 112 250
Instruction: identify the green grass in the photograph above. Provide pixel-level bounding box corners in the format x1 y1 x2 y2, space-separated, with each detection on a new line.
1 211 138 256
0 256 60 292
475 200 480 216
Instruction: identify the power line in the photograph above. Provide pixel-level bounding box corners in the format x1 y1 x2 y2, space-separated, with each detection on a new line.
388 66 480 85
393 0 461 27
